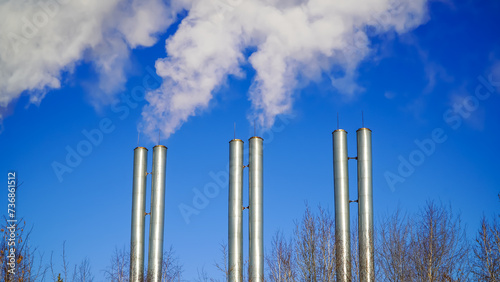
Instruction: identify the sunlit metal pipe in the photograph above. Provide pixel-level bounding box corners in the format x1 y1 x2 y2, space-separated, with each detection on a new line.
130 147 148 282
249 136 264 282
229 139 244 282
147 145 167 281
333 129 351 282
357 128 374 282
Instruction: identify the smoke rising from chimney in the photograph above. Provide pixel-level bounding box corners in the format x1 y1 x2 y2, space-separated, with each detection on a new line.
0 0 174 123
141 0 429 139
0 0 429 138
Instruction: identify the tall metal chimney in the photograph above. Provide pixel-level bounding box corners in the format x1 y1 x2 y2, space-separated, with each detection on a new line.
130 147 148 282
229 139 244 282
147 145 167 281
333 129 351 282
357 128 374 282
249 136 264 282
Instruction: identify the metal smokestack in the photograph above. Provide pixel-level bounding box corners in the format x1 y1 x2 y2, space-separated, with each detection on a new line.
229 139 244 282
357 128 374 282
147 145 167 281
333 129 351 282
130 147 148 282
249 136 264 282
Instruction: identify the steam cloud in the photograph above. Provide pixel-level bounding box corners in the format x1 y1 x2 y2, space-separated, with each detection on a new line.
142 0 429 139
0 0 430 138
0 0 173 122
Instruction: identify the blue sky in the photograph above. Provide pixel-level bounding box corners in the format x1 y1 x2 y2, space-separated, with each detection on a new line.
1 0 500 280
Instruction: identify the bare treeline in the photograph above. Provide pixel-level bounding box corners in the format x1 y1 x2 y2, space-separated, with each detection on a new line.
266 201 499 282
3 199 500 281
266 206 336 282
377 202 469 282
0 219 183 282
103 245 183 282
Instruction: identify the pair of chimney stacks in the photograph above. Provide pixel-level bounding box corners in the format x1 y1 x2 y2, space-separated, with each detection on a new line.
333 128 374 282
228 136 264 282
130 145 167 282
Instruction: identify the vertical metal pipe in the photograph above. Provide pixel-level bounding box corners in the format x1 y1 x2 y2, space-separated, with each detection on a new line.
229 139 244 282
130 147 148 282
148 145 167 282
249 136 264 282
333 129 351 282
357 128 374 282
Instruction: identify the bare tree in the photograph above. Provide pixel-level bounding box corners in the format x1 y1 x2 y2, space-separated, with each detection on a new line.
291 205 337 281
294 205 318 281
266 231 295 281
0 218 47 281
214 242 230 281
195 267 211 282
104 244 182 282
472 216 500 281
49 242 69 282
49 249 59 281
104 246 129 282
161 246 183 281
194 243 232 282
411 201 470 282
377 209 414 282
72 257 94 282
60 241 69 282
49 242 96 282
316 207 335 282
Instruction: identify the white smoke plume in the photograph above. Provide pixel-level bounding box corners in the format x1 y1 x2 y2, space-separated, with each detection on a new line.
0 0 430 138
142 0 429 139
0 0 174 122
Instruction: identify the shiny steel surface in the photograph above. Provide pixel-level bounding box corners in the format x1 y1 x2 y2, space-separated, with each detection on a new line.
147 145 167 282
333 130 351 282
229 139 244 282
357 128 374 282
249 137 264 282
130 147 148 282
